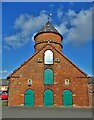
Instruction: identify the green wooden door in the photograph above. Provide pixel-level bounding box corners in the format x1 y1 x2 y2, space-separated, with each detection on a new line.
44 69 53 84
63 90 72 106
44 89 53 106
24 89 34 106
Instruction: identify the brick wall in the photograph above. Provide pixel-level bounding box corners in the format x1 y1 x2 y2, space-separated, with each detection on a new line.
8 44 89 106
34 33 62 52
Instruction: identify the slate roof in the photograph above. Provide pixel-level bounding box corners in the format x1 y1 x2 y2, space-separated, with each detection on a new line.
34 21 63 40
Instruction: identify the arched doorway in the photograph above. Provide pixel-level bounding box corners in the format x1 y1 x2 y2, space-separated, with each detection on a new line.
24 89 34 106
44 89 53 106
62 90 72 106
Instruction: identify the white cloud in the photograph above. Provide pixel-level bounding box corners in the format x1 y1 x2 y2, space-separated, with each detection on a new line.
57 9 63 19
4 10 48 48
0 70 7 74
67 9 76 17
14 10 48 34
56 7 92 46
55 23 68 35
66 8 92 45
57 7 63 19
4 7 93 48
5 34 30 48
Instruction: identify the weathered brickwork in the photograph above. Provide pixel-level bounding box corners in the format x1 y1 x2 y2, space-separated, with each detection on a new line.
8 22 89 107
8 44 89 106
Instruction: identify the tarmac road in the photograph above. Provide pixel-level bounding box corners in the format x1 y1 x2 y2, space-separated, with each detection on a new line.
2 106 93 118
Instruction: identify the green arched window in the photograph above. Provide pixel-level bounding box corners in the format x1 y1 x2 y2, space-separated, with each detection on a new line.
44 69 54 84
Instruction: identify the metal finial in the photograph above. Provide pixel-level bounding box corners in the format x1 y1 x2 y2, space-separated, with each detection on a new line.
47 13 52 21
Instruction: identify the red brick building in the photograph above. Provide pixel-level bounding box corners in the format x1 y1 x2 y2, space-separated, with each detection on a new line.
8 21 89 107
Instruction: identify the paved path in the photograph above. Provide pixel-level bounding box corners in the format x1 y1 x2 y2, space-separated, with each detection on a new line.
2 107 93 118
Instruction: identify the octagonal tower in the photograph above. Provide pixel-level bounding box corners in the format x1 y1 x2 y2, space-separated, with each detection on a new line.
34 21 63 52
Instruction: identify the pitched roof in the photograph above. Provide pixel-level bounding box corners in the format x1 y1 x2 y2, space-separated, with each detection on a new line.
39 21 59 33
34 21 63 40
7 43 88 79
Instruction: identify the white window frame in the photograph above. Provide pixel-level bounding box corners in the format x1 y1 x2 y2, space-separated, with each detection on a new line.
44 50 53 64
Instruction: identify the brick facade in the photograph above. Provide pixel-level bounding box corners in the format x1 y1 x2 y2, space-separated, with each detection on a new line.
8 22 89 107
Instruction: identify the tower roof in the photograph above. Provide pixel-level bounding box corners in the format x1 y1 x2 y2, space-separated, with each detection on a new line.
34 21 63 40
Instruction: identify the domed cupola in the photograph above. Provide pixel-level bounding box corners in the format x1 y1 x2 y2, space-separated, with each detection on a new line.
34 21 63 52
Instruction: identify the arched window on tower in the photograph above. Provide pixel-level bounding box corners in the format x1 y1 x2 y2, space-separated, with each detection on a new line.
44 50 53 64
